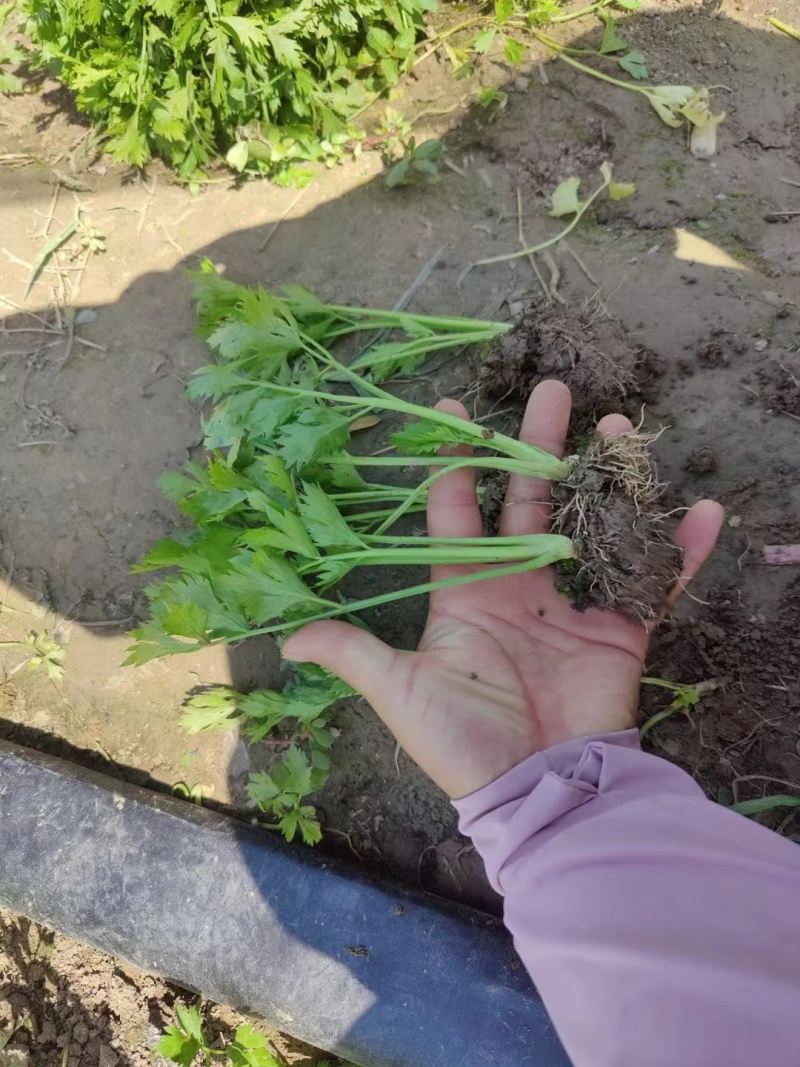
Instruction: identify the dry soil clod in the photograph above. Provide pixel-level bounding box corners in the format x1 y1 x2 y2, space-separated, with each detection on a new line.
480 305 648 414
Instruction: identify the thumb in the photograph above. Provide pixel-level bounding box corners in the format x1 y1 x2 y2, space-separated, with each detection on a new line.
282 619 400 703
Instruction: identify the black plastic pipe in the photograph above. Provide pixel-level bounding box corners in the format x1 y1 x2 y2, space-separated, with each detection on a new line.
0 739 569 1067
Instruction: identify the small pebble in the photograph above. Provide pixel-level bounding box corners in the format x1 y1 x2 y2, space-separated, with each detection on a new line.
761 291 786 308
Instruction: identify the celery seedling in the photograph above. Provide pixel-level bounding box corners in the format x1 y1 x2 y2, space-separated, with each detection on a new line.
639 676 720 740
129 267 680 844
157 1003 278 1067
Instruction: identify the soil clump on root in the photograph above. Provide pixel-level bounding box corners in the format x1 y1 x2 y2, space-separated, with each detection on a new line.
552 431 682 620
480 305 647 414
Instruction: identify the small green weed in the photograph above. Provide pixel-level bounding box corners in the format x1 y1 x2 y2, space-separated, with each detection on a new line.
476 84 508 109
639 676 720 740
0 630 66 682
385 136 444 187
661 158 686 189
375 107 413 163
76 214 107 255
157 1003 278 1067
23 205 107 300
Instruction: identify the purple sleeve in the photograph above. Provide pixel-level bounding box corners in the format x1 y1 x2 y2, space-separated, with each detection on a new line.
455 730 800 1067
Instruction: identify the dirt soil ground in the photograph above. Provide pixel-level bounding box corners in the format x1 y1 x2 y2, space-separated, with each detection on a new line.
3 0 800 1055
0 906 320 1067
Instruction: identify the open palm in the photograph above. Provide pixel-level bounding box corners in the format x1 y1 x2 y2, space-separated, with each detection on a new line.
284 381 723 799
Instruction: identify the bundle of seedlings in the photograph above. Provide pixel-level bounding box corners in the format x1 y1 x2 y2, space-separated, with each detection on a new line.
127 261 678 842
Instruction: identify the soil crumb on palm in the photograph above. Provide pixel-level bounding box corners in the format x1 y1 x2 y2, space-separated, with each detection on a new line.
552 431 682 619
480 305 649 414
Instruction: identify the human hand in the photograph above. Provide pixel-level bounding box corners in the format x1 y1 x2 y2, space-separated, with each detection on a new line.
283 381 724 800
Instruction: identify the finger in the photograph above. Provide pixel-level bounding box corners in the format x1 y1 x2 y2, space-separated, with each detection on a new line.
596 413 633 436
426 398 483 540
500 379 571 536
667 498 724 610
283 620 401 709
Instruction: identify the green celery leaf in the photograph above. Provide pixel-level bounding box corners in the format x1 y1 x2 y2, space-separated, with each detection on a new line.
472 28 497 53
247 771 280 807
264 27 304 68
237 689 299 741
293 662 356 700
108 112 150 167
618 50 648 79
174 1004 205 1045
309 556 355 589
550 175 583 217
275 408 352 469
176 574 250 635
237 527 299 554
237 680 340 742
155 1026 201 1067
218 15 267 49
0 71 23 94
301 458 369 492
390 418 475 455
180 688 241 732
221 551 326 622
152 106 187 142
158 471 201 504
281 285 327 317
186 365 246 401
131 537 192 573
599 14 626 53
228 1026 279 1067
205 321 300 367
298 482 365 551
295 807 323 845
162 601 209 640
133 526 240 578
503 36 525 65
124 622 204 666
279 745 315 795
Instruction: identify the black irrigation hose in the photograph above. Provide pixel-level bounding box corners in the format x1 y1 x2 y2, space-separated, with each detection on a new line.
0 739 570 1067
